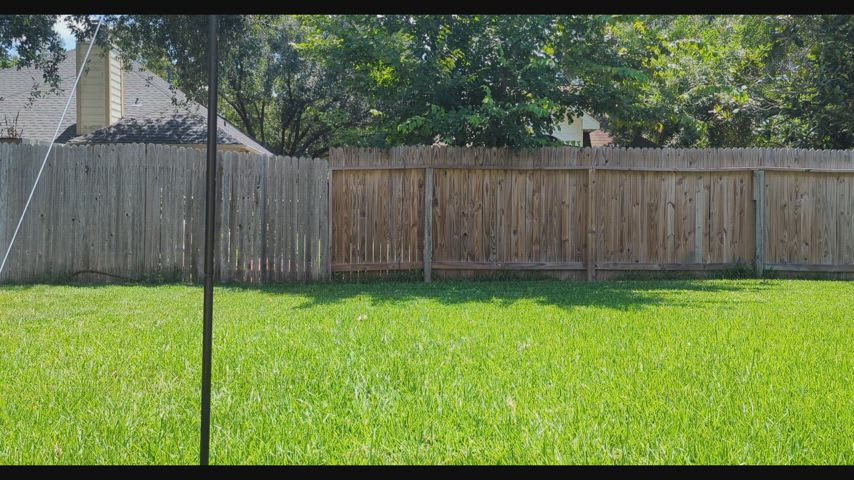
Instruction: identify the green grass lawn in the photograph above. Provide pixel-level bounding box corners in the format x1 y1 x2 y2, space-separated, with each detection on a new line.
0 279 852 464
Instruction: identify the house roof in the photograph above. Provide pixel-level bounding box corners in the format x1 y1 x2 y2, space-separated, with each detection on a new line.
588 129 614 147
0 49 272 155
66 111 243 146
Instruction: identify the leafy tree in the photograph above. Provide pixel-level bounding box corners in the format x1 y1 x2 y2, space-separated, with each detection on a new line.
217 16 366 157
599 15 767 147
757 15 853 148
101 14 246 106
99 15 364 157
4 14 852 152
300 15 581 148
605 15 854 149
553 15 663 147
0 15 68 96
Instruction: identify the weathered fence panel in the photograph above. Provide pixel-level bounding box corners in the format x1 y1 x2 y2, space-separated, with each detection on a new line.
0 143 330 283
764 171 854 271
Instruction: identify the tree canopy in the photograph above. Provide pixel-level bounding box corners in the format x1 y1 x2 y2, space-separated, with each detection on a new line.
605 15 854 149
1 14 852 153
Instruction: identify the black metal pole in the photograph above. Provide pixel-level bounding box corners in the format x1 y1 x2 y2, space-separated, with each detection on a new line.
200 14 218 466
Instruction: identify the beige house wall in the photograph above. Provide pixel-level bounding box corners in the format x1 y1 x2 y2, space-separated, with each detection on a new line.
76 42 123 135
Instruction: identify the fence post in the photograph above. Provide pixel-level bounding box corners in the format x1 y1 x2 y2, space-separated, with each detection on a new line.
326 166 333 281
587 167 597 281
753 169 765 276
423 167 433 283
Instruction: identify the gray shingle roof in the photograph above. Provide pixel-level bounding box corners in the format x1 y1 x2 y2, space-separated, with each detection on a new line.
0 49 273 155
67 111 242 146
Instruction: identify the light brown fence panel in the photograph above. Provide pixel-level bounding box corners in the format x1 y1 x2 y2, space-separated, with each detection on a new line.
431 168 587 270
331 168 424 273
330 146 854 278
764 171 854 272
329 146 853 278
595 170 754 270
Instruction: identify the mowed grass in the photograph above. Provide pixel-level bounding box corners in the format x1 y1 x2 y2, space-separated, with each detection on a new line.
0 279 852 464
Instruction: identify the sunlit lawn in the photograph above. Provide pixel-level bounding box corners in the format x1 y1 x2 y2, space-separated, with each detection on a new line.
0 279 852 464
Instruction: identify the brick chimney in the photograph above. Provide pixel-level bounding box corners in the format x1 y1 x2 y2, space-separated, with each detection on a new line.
75 41 123 135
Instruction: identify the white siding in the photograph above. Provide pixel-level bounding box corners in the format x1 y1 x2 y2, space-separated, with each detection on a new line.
108 50 123 121
552 116 584 146
551 113 601 147
581 112 600 131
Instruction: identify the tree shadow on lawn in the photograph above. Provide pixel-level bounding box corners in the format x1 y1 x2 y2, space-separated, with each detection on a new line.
0 278 776 314
221 278 775 314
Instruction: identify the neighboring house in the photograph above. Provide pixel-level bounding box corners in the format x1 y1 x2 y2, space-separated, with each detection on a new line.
0 42 272 155
586 129 615 148
551 112 614 148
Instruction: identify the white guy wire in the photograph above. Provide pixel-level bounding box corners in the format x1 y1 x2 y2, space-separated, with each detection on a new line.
0 16 104 276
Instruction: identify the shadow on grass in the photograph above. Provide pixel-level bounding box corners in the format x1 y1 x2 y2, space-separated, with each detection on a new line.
0 277 776 314
222 278 774 313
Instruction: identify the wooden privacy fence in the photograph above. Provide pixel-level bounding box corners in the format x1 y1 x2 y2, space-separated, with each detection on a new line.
2 143 853 284
329 146 854 279
0 142 329 283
